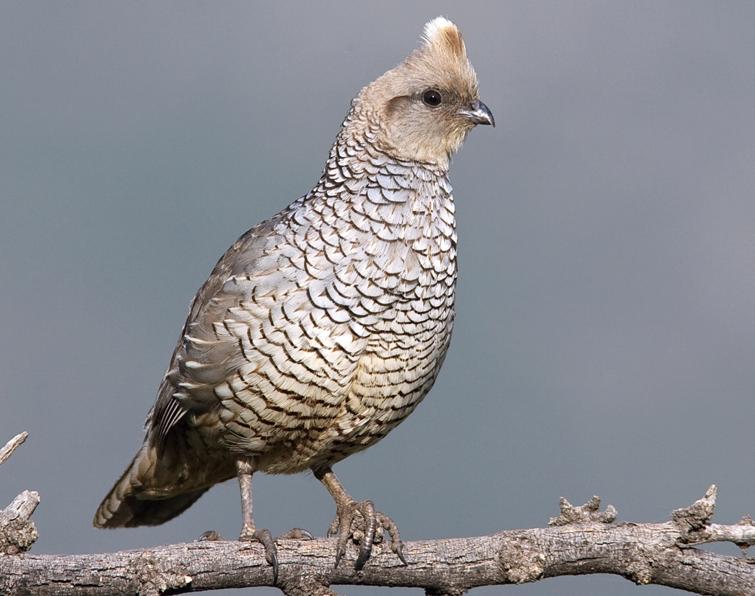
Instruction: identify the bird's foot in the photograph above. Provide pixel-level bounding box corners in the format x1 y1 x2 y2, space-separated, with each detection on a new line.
239 526 279 583
277 527 314 540
327 499 406 570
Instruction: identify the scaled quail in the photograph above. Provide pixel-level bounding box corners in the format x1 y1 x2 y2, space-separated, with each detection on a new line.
94 16 493 576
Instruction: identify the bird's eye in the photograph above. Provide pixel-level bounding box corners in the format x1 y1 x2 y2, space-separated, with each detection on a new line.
422 89 442 107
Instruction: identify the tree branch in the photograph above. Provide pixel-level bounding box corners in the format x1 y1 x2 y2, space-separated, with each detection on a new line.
1 433 753 595
0 432 39 556
0 432 28 466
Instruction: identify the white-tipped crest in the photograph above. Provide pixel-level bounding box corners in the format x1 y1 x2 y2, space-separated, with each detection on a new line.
421 17 467 59
422 17 454 41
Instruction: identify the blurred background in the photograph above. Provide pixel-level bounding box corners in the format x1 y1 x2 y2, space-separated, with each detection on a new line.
1 2 754 594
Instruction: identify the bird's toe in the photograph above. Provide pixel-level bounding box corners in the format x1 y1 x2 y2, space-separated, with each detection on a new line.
377 511 406 565
328 499 405 569
238 526 279 584
277 527 314 540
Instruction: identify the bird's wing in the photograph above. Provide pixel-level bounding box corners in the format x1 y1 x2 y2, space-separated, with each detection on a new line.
151 216 287 443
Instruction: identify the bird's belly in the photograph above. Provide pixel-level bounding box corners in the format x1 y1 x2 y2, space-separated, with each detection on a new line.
265 314 454 473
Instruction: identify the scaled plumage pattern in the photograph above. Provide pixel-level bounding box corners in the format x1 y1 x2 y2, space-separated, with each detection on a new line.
94 16 493 576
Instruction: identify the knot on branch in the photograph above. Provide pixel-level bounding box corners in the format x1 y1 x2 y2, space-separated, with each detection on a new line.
625 559 654 586
129 552 192 596
498 534 545 584
671 485 716 540
279 573 337 596
0 491 40 555
548 495 617 526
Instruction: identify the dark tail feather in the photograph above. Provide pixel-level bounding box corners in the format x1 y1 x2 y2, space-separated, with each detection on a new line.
93 437 235 529
97 486 210 528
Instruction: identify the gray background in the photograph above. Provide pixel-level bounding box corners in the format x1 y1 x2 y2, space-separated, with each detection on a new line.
1 2 754 594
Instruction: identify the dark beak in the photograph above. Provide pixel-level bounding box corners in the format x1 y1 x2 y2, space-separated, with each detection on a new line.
460 100 495 127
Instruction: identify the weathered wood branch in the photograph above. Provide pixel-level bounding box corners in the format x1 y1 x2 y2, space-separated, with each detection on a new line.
1 433 753 595
0 432 39 557
0 432 27 466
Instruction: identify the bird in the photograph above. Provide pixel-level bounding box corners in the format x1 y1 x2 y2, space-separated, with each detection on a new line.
93 16 493 579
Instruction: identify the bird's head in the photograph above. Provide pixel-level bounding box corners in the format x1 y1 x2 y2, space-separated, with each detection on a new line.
353 17 493 168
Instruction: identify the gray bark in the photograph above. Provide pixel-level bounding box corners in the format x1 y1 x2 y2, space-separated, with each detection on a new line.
2 433 753 596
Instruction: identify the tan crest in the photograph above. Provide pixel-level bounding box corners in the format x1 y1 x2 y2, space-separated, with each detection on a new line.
421 17 466 60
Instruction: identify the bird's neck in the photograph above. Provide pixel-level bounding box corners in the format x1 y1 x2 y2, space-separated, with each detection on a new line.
318 118 452 194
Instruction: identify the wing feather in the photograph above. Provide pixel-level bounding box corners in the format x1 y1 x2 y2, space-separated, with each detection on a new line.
151 218 282 443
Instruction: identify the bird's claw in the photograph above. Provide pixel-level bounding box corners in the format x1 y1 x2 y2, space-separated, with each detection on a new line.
239 527 279 584
277 527 314 540
328 499 406 570
379 515 407 565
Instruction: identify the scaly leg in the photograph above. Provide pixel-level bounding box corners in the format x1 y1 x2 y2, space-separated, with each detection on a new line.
315 466 406 569
236 458 279 583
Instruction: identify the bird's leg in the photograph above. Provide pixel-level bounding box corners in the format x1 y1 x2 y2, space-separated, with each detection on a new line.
314 466 406 570
236 458 279 583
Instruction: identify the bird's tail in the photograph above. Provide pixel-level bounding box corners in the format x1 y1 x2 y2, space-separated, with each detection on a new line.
93 434 235 528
